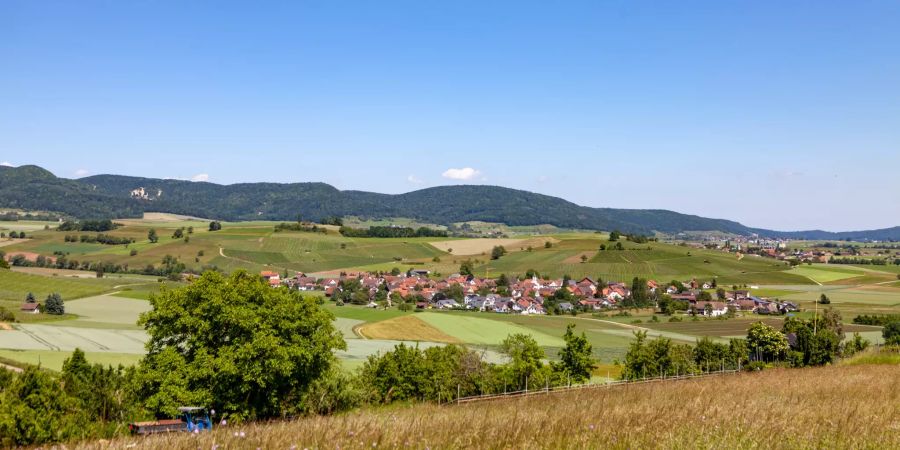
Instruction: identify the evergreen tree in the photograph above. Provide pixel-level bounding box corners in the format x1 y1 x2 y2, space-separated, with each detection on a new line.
44 293 64 315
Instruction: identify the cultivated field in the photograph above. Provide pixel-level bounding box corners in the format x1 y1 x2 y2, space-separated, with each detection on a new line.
3 221 899 373
81 364 900 450
356 315 461 343
0 349 142 371
0 218 828 282
429 237 558 256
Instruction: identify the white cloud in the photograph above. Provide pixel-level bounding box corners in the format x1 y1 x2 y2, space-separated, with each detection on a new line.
537 175 549 183
768 169 804 181
441 167 482 181
190 173 210 182
0 162 12 167
407 175 424 185
74 168 90 177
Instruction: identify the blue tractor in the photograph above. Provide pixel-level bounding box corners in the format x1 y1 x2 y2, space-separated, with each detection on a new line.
129 406 214 435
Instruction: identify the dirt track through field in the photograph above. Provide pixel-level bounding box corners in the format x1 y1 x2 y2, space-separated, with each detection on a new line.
0 362 23 373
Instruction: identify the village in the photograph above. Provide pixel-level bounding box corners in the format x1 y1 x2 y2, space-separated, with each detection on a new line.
259 269 801 318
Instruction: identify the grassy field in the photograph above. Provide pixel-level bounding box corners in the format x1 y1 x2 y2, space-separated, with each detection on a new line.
416 312 565 347
429 236 558 256
52 294 150 329
0 269 124 301
788 264 868 283
1 219 821 285
0 349 141 371
89 363 900 450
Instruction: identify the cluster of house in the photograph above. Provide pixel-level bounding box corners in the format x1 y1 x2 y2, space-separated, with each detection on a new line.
260 271 797 316
705 237 833 263
670 288 800 317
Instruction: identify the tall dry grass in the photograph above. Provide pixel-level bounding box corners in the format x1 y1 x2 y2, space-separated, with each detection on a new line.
78 364 899 449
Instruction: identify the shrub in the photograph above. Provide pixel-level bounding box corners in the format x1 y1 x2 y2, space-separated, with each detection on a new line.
0 306 15 322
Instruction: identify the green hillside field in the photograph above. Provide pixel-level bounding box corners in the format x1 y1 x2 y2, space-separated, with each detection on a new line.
2 219 816 285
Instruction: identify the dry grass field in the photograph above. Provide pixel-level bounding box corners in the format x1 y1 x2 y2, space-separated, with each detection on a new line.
356 315 461 343
79 364 900 450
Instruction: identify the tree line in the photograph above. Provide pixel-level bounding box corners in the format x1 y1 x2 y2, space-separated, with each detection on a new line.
64 233 136 245
339 226 448 238
57 219 118 232
3 250 203 280
274 222 328 233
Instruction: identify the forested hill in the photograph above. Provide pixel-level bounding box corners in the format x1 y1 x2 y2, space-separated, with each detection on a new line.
1 165 897 240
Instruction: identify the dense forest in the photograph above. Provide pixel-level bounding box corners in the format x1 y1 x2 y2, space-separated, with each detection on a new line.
2 165 899 239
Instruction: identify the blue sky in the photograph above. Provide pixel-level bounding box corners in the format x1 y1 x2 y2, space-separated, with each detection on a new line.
2 1 898 231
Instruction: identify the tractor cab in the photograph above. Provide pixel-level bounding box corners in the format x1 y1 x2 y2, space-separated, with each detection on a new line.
178 406 213 432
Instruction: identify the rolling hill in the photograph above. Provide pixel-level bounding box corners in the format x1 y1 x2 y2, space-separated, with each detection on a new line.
1 164 898 239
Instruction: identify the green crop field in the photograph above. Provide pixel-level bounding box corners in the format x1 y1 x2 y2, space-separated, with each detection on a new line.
784 286 900 307
334 317 363 340
52 294 150 329
416 312 565 347
788 265 869 284
0 270 123 302
0 349 141 371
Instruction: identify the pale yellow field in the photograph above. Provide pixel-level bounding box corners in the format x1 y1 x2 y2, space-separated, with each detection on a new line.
141 212 208 221
11 266 98 278
356 315 461 343
430 237 559 256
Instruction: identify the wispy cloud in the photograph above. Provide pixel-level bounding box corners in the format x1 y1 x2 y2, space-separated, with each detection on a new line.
74 168 90 177
0 162 12 167
407 175 424 185
442 167 481 181
768 169 804 181
190 173 210 182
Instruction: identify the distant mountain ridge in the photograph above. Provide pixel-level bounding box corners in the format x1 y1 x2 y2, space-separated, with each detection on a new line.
0 164 897 240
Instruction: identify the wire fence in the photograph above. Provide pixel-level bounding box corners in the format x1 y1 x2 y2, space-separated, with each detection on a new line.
453 368 740 405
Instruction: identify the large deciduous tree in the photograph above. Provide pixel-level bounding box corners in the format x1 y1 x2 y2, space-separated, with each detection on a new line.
746 322 789 362
558 324 595 382
134 270 345 420
500 333 544 389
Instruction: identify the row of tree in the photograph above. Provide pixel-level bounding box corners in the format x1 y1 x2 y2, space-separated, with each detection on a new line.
274 222 328 233
64 234 136 245
57 219 118 232
339 226 448 238
4 250 195 280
